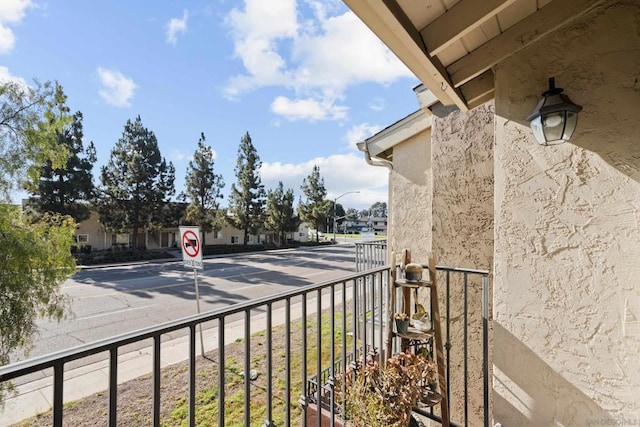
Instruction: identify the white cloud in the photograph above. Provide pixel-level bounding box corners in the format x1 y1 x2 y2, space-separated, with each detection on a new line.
0 25 15 54
0 0 33 54
224 0 413 121
271 96 347 121
97 67 136 108
0 65 27 87
166 10 188 45
369 97 385 111
260 152 388 210
345 123 383 151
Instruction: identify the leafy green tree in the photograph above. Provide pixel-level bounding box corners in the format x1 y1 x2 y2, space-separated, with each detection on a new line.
27 111 96 222
97 115 175 248
299 165 331 242
227 132 266 245
0 80 71 201
0 80 76 400
265 181 300 246
370 201 388 217
184 133 224 246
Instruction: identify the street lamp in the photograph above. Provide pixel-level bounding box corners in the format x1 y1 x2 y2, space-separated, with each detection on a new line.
333 191 360 243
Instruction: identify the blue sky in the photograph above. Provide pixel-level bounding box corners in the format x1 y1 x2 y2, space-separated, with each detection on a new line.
1 0 419 210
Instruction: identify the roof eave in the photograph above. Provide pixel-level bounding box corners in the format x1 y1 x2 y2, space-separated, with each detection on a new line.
344 0 469 111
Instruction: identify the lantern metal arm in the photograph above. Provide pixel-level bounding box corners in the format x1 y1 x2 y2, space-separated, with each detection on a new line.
526 78 582 122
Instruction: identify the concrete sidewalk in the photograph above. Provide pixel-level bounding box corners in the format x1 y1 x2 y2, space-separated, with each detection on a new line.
0 288 352 426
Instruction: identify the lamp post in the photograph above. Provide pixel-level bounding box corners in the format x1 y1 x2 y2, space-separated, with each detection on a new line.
333 191 360 243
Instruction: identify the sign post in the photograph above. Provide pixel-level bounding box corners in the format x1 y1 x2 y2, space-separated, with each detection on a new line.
179 226 205 357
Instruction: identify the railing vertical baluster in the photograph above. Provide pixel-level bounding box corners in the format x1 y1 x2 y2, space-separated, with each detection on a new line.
378 272 383 359
244 309 251 427
482 274 490 427
370 272 375 354
218 317 225 427
330 285 336 427
188 325 196 427
341 281 347 417
446 270 451 409
285 299 291 427
108 348 117 427
53 363 63 427
463 272 469 427
362 277 368 360
153 335 161 427
265 303 273 427
316 289 322 427
352 279 360 366
301 293 308 427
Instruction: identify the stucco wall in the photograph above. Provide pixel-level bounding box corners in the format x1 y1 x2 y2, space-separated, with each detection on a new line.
389 127 432 262
431 102 494 426
493 2 640 425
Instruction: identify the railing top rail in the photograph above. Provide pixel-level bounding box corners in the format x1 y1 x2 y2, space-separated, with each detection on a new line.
0 266 390 382
354 240 387 246
434 265 490 275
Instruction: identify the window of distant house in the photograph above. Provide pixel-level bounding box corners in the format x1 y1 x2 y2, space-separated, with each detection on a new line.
231 236 239 244
213 230 220 239
113 233 129 245
76 234 89 244
299 232 305 237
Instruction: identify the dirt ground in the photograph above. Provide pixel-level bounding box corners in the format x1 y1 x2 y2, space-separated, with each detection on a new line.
16 319 313 427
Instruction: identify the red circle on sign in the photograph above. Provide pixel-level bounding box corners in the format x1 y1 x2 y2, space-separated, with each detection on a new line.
182 230 200 257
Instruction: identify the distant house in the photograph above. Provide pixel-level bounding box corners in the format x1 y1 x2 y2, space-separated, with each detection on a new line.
74 210 310 251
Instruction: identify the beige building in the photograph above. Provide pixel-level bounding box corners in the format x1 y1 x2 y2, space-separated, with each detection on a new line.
348 0 639 426
75 211 310 250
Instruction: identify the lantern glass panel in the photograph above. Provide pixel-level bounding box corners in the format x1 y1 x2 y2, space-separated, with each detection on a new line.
562 111 578 140
542 112 566 142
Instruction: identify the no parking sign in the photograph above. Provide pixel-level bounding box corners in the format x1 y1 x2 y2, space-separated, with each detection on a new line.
179 226 203 270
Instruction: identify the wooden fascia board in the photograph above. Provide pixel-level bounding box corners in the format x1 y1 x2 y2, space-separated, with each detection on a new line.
344 0 469 111
365 110 432 157
447 0 607 88
420 0 518 56
459 70 495 108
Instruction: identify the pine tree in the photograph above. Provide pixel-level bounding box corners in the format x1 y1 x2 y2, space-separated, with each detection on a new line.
299 165 330 242
27 111 96 222
227 132 266 245
370 201 388 217
97 115 175 248
265 181 300 246
184 133 224 246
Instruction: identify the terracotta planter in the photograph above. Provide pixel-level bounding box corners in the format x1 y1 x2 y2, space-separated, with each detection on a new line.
305 402 345 427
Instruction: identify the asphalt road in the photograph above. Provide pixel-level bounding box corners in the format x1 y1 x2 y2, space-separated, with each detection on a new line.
21 244 358 362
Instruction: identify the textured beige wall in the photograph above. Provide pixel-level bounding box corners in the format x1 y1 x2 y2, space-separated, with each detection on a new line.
389 127 432 262
493 2 640 425
431 103 494 426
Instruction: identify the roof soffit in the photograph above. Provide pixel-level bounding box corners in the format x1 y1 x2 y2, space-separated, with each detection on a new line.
345 0 607 111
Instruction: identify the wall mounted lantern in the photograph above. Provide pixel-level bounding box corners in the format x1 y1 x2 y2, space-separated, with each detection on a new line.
526 77 582 146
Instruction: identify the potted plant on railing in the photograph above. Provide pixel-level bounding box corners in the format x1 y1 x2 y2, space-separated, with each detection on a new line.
395 312 410 334
335 350 438 427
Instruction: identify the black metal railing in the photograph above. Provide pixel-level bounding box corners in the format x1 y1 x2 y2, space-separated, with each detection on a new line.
0 268 391 427
0 257 490 427
355 239 387 272
408 265 491 427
